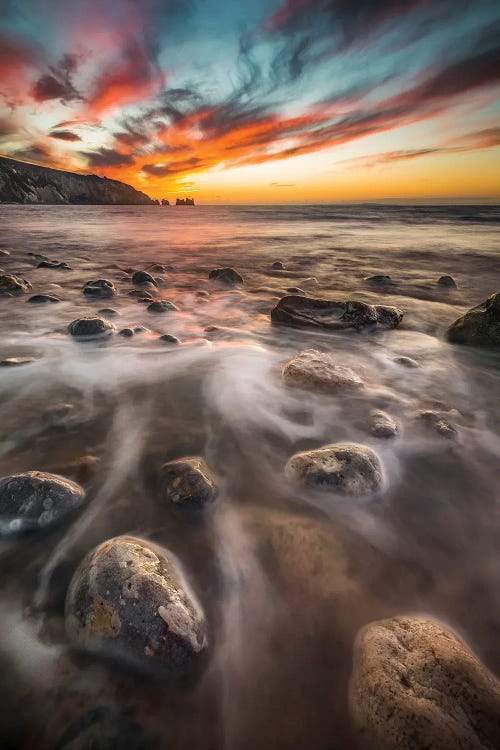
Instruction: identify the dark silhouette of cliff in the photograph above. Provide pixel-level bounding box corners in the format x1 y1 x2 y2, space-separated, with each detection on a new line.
0 156 154 205
161 198 170 205
176 197 195 205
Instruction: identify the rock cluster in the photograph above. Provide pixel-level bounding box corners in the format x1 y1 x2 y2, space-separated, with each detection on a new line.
271 295 403 331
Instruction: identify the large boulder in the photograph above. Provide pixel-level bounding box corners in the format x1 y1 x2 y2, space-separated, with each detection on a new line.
83 279 116 298
285 443 383 496
147 300 178 313
208 267 244 288
282 349 363 393
0 273 31 295
68 317 115 338
0 471 85 535
447 292 500 348
65 535 208 675
349 616 500 750
160 457 218 507
271 295 403 331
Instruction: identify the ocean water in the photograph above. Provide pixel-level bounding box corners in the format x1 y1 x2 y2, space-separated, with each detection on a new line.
0 203 499 749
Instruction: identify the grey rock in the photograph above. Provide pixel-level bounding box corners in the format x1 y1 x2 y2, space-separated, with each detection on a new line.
0 471 85 535
282 349 364 393
159 333 180 345
0 357 36 367
65 535 208 674
438 274 457 288
271 295 403 331
370 409 399 438
160 457 218 507
349 616 500 750
83 279 116 298
68 317 115 338
0 273 32 295
271 261 285 270
147 300 178 313
119 328 134 337
394 356 419 368
286 443 383 496
447 291 500 348
27 293 60 303
132 270 158 287
208 267 244 288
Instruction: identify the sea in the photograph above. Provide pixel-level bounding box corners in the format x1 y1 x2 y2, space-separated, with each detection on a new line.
0 203 498 749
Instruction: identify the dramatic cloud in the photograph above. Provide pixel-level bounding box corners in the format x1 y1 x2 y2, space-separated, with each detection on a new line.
49 130 82 141
32 54 82 103
81 147 135 167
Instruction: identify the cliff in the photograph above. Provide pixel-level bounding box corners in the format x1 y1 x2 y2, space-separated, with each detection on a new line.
176 197 195 205
0 156 154 205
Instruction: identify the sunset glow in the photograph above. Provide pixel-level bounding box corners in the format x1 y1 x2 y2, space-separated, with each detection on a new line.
1 0 499 202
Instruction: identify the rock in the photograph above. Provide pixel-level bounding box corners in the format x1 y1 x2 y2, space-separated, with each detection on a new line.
271 261 285 270
349 615 500 750
0 249 10 256
0 357 36 367
159 334 180 345
208 267 243 288
147 263 168 274
282 349 364 393
68 317 115 338
0 471 85 535
147 300 178 313
0 273 32 295
418 410 457 439
119 328 134 337
196 290 210 298
37 260 71 270
50 706 159 750
287 287 305 295
438 274 457 288
159 457 218 507
447 291 500 348
138 296 153 303
364 274 392 284
134 326 149 333
132 270 158 287
83 279 116 298
285 443 383 496
98 307 118 317
128 289 151 298
27 293 60 303
370 409 398 438
65 535 208 674
394 356 419 368
271 295 403 331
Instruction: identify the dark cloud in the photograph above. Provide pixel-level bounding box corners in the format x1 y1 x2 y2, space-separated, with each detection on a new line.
81 147 135 167
12 143 52 163
32 53 82 103
49 129 82 141
141 156 205 176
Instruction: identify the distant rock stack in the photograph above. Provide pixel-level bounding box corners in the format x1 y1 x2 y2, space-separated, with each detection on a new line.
161 198 170 205
176 197 195 205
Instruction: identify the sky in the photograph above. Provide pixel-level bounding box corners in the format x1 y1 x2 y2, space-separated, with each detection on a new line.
0 0 499 203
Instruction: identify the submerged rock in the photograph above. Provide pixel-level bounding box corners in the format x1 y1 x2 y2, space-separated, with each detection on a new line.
287 287 305 295
417 409 458 439
147 300 178 313
0 357 36 367
364 274 392 285
438 274 457 288
349 616 500 750
0 471 85 535
208 267 244 288
132 270 158 287
159 333 180 344
285 443 382 496
0 249 10 256
83 279 116 298
27 293 60 304
37 260 71 270
394 355 419 368
68 317 115 338
65 535 208 674
51 706 159 750
447 291 500 348
282 349 364 393
160 457 218 507
0 273 31 295
271 261 285 270
271 295 403 331
370 409 399 438
98 307 118 317
119 327 134 337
